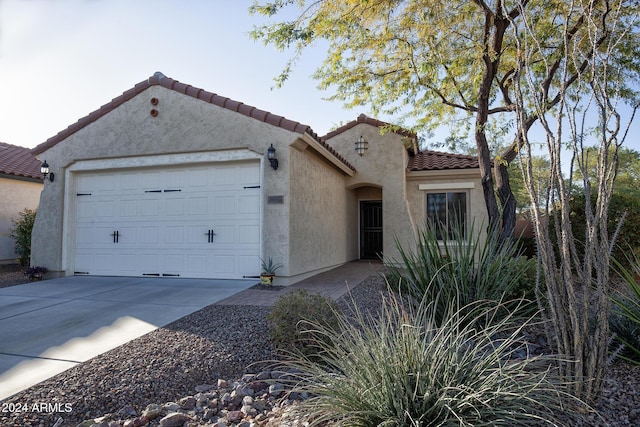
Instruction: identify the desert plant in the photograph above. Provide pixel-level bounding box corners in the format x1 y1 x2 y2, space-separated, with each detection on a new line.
260 257 283 275
9 208 36 266
388 221 537 326
267 289 341 360
274 295 582 426
611 258 640 364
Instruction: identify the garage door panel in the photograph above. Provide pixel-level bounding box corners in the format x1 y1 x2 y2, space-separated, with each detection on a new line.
72 161 261 279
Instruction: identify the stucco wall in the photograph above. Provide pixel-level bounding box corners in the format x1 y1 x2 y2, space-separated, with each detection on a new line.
32 85 299 275
325 124 418 263
288 146 356 278
0 177 42 263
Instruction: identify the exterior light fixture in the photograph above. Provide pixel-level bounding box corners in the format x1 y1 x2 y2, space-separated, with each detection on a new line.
355 135 368 156
40 160 54 182
267 144 279 170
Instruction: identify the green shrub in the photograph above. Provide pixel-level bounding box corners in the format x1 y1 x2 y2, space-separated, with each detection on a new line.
567 192 640 271
611 259 640 364
273 295 581 426
267 289 342 359
9 209 36 266
388 222 537 326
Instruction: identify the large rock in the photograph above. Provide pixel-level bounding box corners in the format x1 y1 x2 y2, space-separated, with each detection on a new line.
159 412 192 427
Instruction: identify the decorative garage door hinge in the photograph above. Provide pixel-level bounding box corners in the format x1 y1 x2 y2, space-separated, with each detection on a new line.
243 185 261 189
74 271 90 275
76 193 92 196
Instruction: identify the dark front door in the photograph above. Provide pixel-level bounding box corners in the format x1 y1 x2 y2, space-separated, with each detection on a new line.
360 201 383 259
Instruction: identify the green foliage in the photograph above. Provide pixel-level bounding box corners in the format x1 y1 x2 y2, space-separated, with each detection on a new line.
273 295 581 426
387 222 537 326
9 209 36 266
568 192 640 271
249 0 640 141
611 259 640 365
267 289 341 359
260 257 283 275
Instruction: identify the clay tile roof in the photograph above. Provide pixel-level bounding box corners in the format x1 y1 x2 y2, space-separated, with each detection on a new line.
407 150 479 171
0 142 43 180
30 72 356 171
322 113 417 140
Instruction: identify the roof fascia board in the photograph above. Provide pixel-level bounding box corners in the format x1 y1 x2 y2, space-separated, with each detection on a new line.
298 133 355 176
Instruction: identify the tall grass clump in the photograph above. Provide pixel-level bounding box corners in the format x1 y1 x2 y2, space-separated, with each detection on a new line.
611 258 640 364
388 221 537 325
275 295 580 426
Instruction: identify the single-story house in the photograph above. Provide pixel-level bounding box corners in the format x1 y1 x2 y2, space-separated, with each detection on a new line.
30 72 487 285
0 142 43 264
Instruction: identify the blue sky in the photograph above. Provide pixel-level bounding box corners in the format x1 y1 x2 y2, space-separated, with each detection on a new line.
0 0 637 153
0 0 359 149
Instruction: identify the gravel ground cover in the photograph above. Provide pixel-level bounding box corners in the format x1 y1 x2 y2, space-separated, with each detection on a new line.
0 271 638 426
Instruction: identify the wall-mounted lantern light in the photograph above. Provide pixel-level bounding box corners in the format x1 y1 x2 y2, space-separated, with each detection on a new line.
267 144 279 170
355 135 368 156
40 160 54 182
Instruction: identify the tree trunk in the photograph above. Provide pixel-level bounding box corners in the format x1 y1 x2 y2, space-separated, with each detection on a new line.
496 160 516 243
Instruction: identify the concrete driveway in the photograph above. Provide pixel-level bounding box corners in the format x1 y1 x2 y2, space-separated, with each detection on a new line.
0 275 255 400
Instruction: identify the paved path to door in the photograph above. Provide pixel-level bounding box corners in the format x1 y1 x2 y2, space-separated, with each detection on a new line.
0 276 255 401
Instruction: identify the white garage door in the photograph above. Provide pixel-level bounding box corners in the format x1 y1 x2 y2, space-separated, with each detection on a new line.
72 161 261 279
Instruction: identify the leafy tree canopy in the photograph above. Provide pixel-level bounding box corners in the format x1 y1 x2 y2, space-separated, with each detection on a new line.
250 0 640 137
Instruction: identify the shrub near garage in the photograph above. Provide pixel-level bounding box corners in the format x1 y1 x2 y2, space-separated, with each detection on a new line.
9 208 36 266
267 289 342 360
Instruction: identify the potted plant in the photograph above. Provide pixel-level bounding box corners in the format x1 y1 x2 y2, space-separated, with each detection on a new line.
24 266 48 280
260 257 283 285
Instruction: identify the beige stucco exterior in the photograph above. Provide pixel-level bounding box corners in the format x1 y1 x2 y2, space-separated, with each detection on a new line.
0 177 42 263
31 74 487 284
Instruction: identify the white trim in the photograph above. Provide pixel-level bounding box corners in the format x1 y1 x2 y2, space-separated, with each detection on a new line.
67 149 262 172
418 182 475 191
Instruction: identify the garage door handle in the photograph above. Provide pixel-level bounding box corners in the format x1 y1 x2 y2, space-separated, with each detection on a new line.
205 229 216 243
111 230 120 243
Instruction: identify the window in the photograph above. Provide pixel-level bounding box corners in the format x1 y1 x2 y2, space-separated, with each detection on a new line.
426 192 467 239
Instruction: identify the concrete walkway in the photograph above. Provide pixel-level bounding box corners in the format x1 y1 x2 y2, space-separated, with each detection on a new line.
0 276 255 401
216 260 383 306
0 260 382 401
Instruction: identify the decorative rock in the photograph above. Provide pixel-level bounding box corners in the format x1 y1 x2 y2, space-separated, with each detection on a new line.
226 410 244 423
142 403 164 420
218 379 229 388
179 395 196 409
268 383 284 397
203 408 218 420
159 412 192 427
117 404 137 417
235 383 255 397
163 402 180 412
195 384 215 392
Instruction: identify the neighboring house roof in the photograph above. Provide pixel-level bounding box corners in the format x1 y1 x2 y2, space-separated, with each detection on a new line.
407 150 479 171
30 72 355 172
0 142 43 180
322 113 417 140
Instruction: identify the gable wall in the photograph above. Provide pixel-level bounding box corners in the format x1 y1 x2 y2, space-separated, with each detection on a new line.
31 85 299 274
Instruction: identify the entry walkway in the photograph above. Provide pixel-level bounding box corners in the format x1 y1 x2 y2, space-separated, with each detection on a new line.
216 260 384 306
